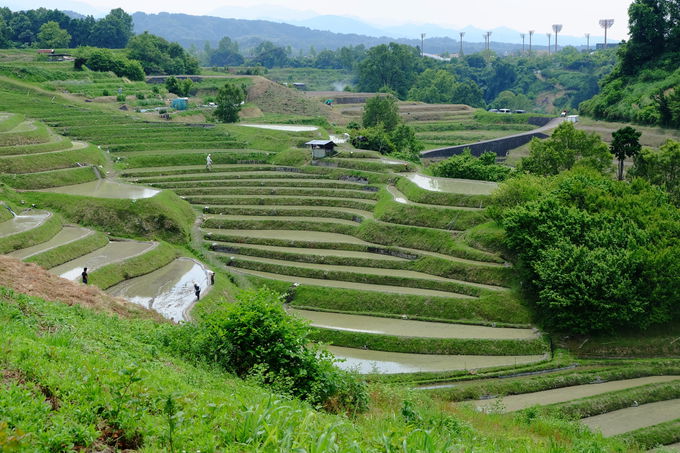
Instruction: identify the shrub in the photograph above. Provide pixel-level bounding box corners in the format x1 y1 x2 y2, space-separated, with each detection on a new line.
182 288 368 414
430 150 512 182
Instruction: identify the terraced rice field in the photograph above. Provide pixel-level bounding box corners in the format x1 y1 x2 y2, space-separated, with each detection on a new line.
582 399 680 437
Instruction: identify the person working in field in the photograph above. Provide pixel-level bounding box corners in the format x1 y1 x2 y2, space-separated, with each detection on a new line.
193 282 201 300
81 267 88 284
206 153 213 171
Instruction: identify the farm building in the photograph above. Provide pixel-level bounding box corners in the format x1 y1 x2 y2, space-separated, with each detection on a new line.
305 140 337 159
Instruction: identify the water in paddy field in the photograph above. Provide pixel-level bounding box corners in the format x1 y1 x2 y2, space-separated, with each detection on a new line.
50 240 156 280
0 210 50 238
37 180 160 200
288 309 536 340
107 258 211 322
239 124 319 132
9 226 92 259
581 399 680 437
406 173 498 195
326 346 545 374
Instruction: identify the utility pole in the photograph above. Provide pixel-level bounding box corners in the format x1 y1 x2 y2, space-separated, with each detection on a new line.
599 19 614 48
420 33 426 57
521 33 526 54
459 31 465 56
552 24 562 54
585 33 590 51
485 31 492 52
547 33 552 55
529 30 534 55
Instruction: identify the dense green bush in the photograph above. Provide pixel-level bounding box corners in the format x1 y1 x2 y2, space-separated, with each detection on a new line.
75 47 145 81
430 150 512 182
177 288 368 414
495 168 680 334
629 140 680 205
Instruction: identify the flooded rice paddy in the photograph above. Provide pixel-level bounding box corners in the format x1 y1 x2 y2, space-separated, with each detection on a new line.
240 124 319 132
581 398 680 437
406 173 498 195
327 345 545 374
215 241 405 261
204 229 371 245
9 226 92 259
472 376 680 413
50 240 156 280
38 179 160 200
289 309 536 339
107 258 211 322
0 210 50 238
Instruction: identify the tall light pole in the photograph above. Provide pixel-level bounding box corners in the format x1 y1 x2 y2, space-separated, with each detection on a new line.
599 19 614 48
547 33 552 55
529 30 534 55
585 33 591 51
552 24 562 53
521 33 526 54
459 31 465 56
485 31 492 52
420 33 426 57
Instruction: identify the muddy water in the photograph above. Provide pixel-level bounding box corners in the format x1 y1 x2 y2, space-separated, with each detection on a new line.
386 186 484 211
214 241 405 261
203 228 371 244
9 226 93 259
290 309 535 339
229 267 474 299
107 258 210 322
240 124 319 132
472 376 680 413
0 210 50 238
38 180 160 200
232 254 503 291
581 399 680 437
326 345 544 374
205 214 360 227
406 173 498 195
50 240 156 280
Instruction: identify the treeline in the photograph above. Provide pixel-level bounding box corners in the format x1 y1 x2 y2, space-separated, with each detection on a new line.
197 38 615 112
581 0 680 127
0 8 133 49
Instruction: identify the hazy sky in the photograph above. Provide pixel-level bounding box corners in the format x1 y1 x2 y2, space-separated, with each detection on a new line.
17 0 633 39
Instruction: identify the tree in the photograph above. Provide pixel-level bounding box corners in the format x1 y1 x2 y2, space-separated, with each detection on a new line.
621 0 667 74
520 122 612 176
36 21 70 48
408 69 457 104
611 126 642 180
357 43 420 98
127 32 200 75
89 8 133 48
184 288 368 413
214 83 246 123
629 139 680 204
165 76 193 97
362 95 400 131
252 41 288 68
207 36 243 66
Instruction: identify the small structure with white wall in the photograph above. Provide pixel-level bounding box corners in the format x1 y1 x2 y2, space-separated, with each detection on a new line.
566 115 579 123
306 140 337 159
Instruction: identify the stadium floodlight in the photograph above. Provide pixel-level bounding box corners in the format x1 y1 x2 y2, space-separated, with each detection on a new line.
521 33 526 53
547 33 552 55
552 24 563 53
529 30 535 55
459 31 465 56
585 33 591 51
599 19 614 48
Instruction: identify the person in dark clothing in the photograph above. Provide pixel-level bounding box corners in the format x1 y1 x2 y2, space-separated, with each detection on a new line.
210 272 215 285
194 283 201 300
81 267 88 284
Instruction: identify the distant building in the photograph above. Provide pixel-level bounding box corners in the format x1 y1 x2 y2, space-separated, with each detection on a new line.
305 140 337 159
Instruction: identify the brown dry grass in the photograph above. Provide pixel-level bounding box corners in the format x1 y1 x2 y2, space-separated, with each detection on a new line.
0 255 164 322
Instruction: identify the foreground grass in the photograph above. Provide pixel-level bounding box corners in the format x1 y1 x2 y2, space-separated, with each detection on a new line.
0 287 633 452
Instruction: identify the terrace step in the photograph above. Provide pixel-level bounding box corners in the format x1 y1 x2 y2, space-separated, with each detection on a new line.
107 257 212 322
150 178 372 190
223 253 505 292
203 214 360 227
326 345 546 374
227 266 473 299
0 209 51 238
199 204 373 219
581 398 680 437
387 185 484 212
471 376 680 413
50 239 157 280
8 225 93 260
210 240 407 262
289 308 537 340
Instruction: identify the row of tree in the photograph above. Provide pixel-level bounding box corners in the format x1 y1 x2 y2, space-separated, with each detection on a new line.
0 8 133 49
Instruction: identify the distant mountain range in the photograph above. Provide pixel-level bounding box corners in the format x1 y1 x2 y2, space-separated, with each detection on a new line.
133 11 605 56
